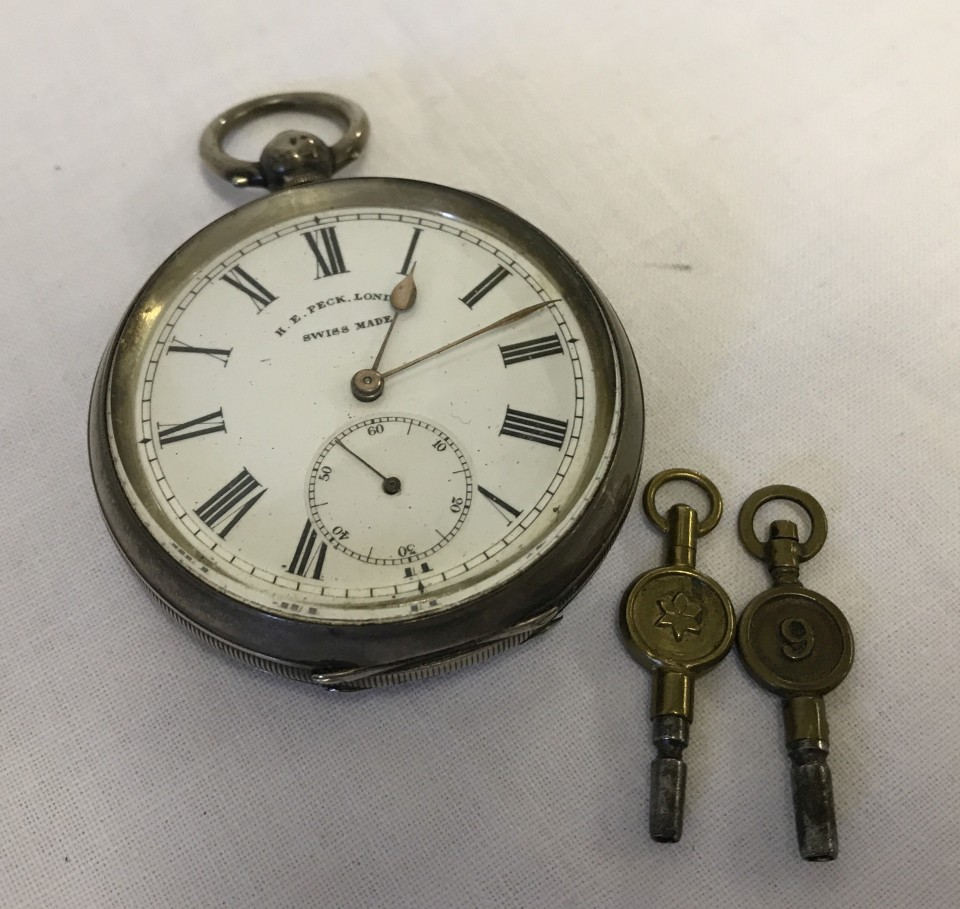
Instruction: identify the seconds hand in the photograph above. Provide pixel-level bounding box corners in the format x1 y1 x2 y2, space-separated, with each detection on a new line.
336 438 401 495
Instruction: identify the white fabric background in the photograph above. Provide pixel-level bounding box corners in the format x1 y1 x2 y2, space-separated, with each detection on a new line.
2 1 958 906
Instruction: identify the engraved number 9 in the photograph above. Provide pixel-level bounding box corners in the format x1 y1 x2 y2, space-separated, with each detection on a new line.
779 617 815 661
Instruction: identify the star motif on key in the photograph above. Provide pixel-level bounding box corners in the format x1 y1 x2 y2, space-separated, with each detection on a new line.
655 592 704 642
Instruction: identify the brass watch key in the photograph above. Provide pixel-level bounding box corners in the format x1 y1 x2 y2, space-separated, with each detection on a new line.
736 485 854 861
620 469 736 843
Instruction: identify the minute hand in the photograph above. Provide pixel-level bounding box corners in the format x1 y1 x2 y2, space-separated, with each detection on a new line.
379 300 557 379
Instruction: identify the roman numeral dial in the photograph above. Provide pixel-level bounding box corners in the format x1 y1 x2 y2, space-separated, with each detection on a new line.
499 334 564 366
460 265 510 308
287 521 328 579
195 468 266 538
500 407 569 449
136 209 597 614
304 227 348 278
399 228 422 275
167 338 232 365
220 266 277 312
157 408 226 446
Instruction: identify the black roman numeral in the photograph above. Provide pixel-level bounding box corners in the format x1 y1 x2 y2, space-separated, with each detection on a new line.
195 468 265 538
167 338 232 366
478 485 522 520
304 227 348 278
499 406 568 449
499 333 564 367
399 228 422 275
220 266 277 313
287 520 328 579
460 265 510 308
157 408 226 447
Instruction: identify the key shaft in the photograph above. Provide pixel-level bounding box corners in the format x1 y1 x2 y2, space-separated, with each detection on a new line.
650 713 689 842
784 695 838 861
650 669 695 840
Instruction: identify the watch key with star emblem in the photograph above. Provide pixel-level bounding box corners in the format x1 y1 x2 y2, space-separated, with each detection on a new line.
620 468 736 843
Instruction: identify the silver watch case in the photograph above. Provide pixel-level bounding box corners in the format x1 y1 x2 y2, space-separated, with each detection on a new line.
89 177 644 689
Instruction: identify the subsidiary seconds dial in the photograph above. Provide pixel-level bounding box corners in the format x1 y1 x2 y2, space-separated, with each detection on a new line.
307 416 472 566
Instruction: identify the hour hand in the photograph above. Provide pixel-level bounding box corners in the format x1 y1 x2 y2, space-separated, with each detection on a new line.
373 265 417 371
352 266 417 402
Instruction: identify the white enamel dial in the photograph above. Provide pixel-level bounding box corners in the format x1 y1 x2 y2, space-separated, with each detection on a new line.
110 205 618 624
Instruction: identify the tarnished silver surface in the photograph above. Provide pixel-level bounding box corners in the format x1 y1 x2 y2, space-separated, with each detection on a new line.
199 92 369 190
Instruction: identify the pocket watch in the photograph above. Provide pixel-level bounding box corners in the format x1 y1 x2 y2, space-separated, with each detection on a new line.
88 92 644 689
